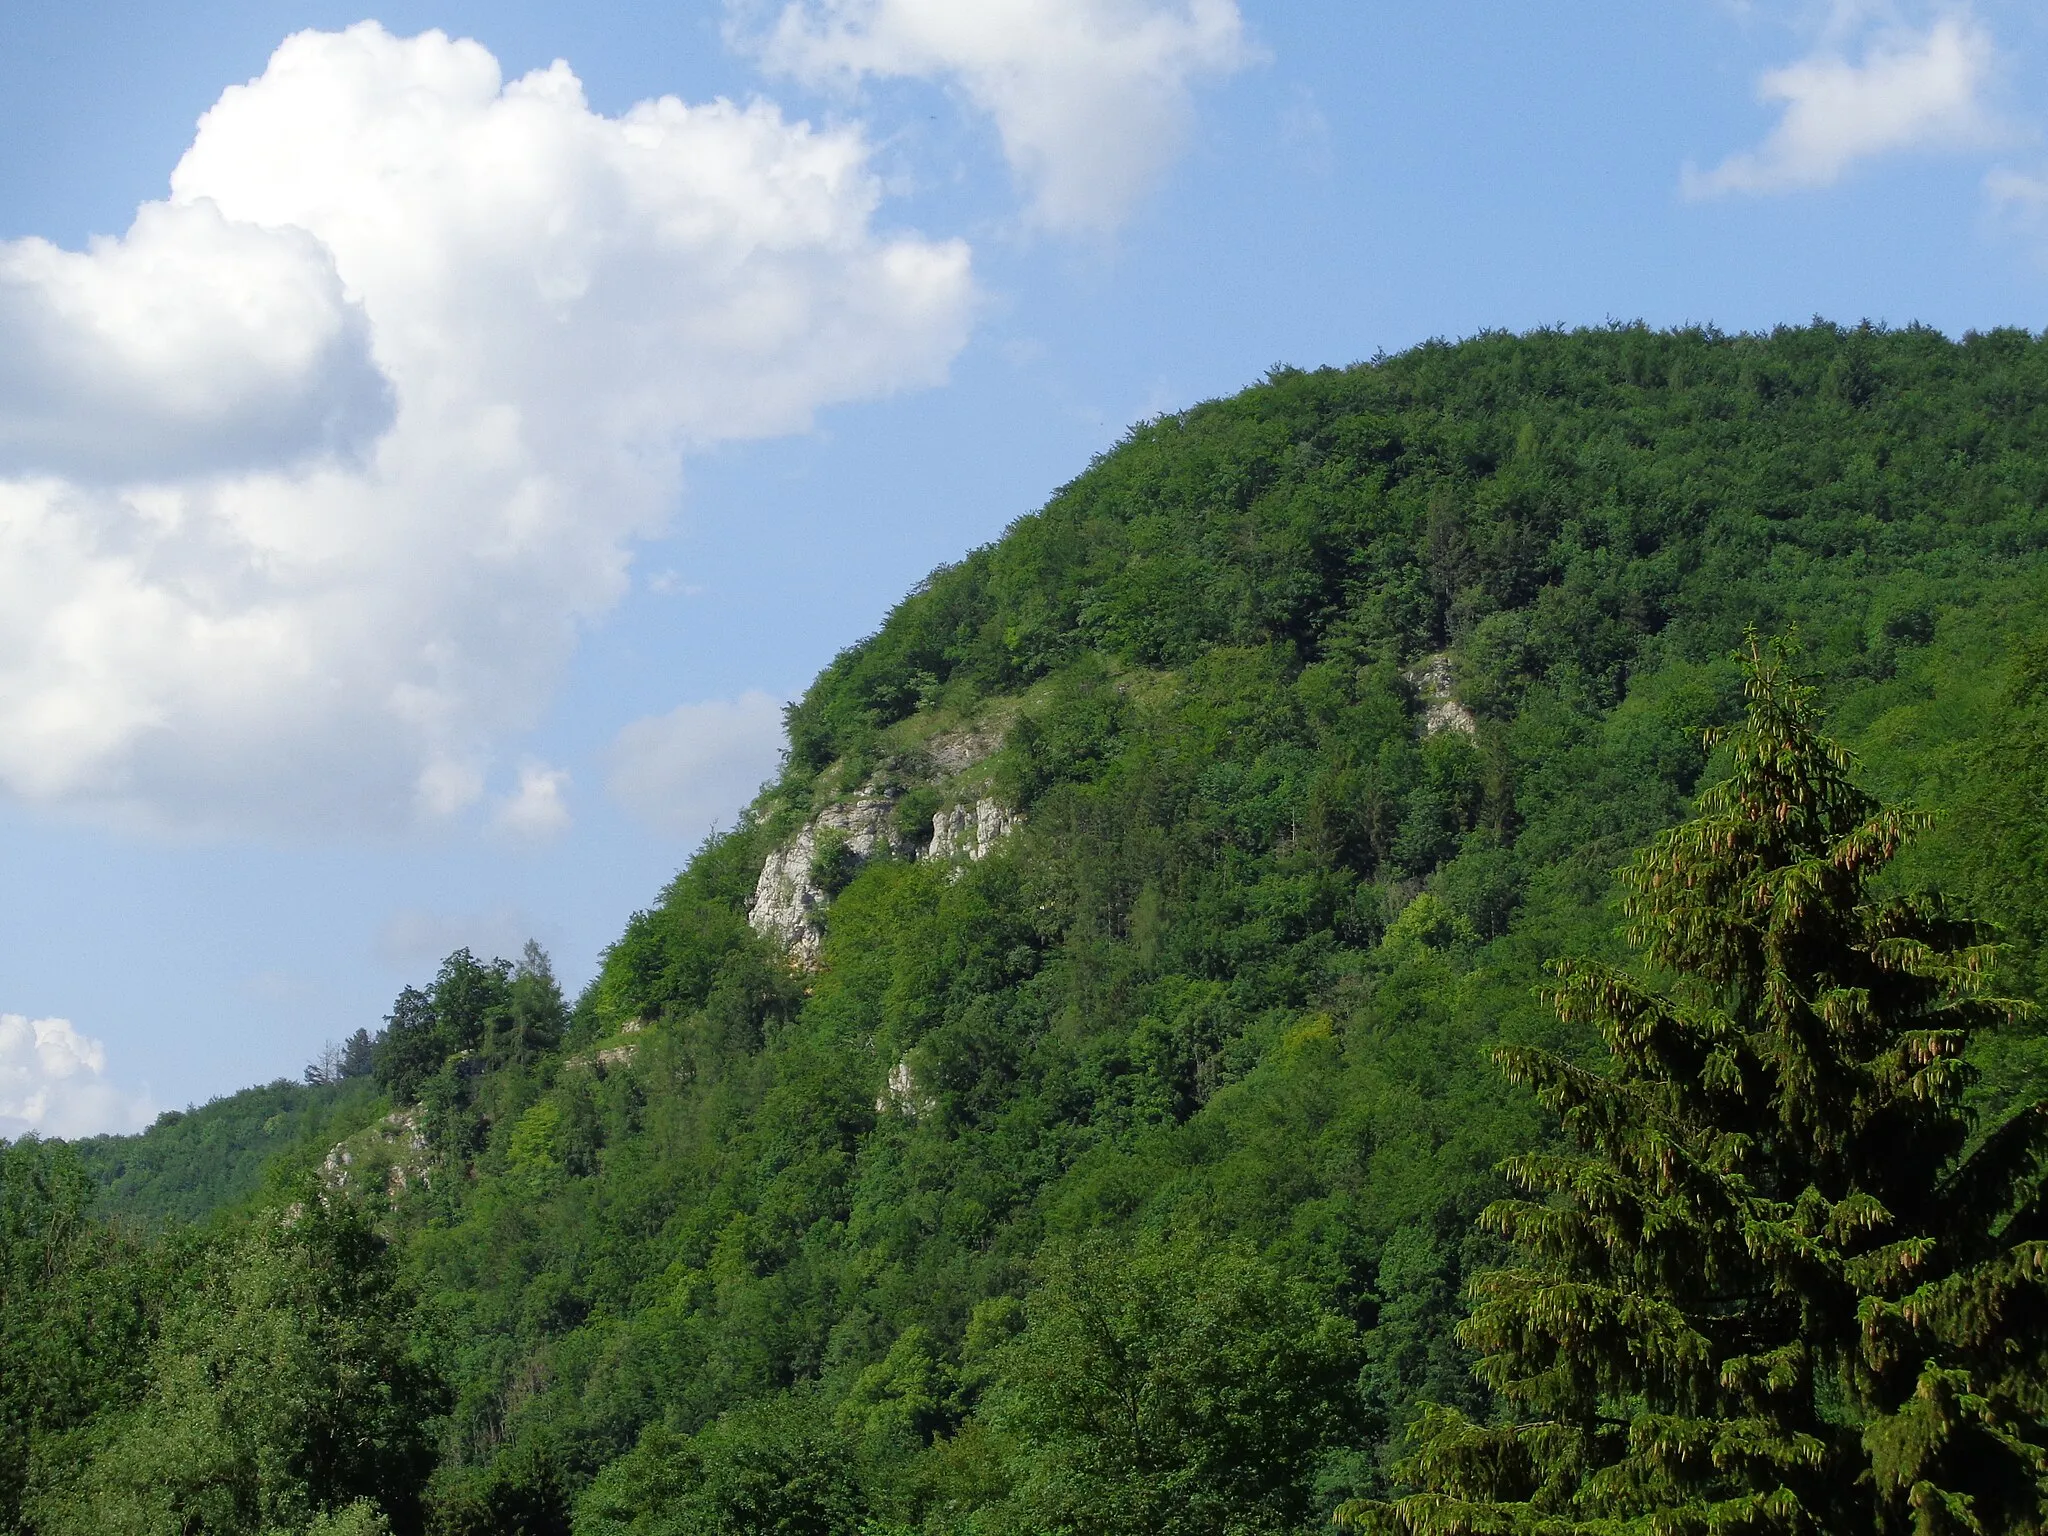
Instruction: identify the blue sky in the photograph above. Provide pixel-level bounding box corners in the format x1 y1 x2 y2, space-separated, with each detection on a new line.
3 0 2047 1133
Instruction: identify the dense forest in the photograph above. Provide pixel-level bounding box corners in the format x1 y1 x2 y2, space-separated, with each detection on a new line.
7 321 2048 1535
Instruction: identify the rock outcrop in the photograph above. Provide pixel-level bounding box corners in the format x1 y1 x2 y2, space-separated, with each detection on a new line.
927 797 1018 862
876 1059 932 1118
748 794 908 965
922 723 1004 775
562 1018 644 1075
1408 652 1478 738
748 789 1021 965
320 1107 432 1201
744 710 1027 965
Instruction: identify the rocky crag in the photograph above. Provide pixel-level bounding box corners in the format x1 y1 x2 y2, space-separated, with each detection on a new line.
746 727 1020 966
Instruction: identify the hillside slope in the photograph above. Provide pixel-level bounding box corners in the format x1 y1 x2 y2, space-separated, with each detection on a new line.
70 1076 379 1228
48 321 2048 1533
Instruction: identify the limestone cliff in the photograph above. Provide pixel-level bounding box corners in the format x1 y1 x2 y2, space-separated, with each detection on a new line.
746 726 1021 965
927 797 1018 861
747 793 912 965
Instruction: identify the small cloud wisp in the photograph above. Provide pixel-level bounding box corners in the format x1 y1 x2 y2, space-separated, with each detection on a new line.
608 691 787 840
752 0 1254 233
1686 10 1996 197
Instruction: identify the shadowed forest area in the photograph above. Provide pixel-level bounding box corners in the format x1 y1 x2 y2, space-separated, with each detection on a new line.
9 321 2048 1535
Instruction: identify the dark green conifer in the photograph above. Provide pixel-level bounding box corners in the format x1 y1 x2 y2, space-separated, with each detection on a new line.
1346 638 2048 1536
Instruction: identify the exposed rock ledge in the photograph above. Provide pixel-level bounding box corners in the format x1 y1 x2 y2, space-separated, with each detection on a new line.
928 797 1018 862
749 794 906 965
748 794 1019 965
924 722 1005 776
876 1059 932 1118
1408 652 1477 738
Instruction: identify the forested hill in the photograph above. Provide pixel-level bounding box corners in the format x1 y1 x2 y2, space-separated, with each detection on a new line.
65 1076 377 1227
13 321 2048 1536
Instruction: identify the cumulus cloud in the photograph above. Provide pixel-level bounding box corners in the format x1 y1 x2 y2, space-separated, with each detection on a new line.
752 0 1253 232
0 24 973 834
0 201 391 481
607 690 786 838
0 1014 153 1140
1686 11 1997 196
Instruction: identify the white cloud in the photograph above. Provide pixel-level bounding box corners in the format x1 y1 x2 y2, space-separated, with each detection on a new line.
751 0 1253 232
608 689 786 838
376 908 553 972
0 1014 154 1140
0 24 973 834
492 761 572 841
0 200 390 482
1686 11 1997 196
1986 166 2048 208
1984 164 2048 260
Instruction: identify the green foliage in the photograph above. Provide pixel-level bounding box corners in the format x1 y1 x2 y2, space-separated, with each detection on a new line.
431 1443 572 1536
808 829 863 899
787 322 2048 774
32 1185 447 1536
308 1503 395 1536
894 787 945 847
0 1137 166 1532
24 324 2048 1536
357 326 2048 1531
1346 643 2048 1536
70 1077 377 1226
367 945 574 1161
17 1496 412 1536
586 825 785 1032
1948 639 2048 999
987 1230 1361 1536
838 1325 959 1452
374 987 447 1109
374 949 533 1104
573 1394 866 1536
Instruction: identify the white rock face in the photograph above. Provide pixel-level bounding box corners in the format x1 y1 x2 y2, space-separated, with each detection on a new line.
1409 652 1478 738
876 1058 931 1118
747 793 904 965
749 772 1020 965
927 797 1018 862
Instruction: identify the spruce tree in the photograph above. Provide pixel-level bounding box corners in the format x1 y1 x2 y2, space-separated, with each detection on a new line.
1346 638 2048 1536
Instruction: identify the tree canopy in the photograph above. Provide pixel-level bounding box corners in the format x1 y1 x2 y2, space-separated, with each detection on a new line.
1348 641 2048 1536
13 322 2048 1535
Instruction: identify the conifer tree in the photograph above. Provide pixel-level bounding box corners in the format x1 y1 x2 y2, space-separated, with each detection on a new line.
1346 638 2048 1536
